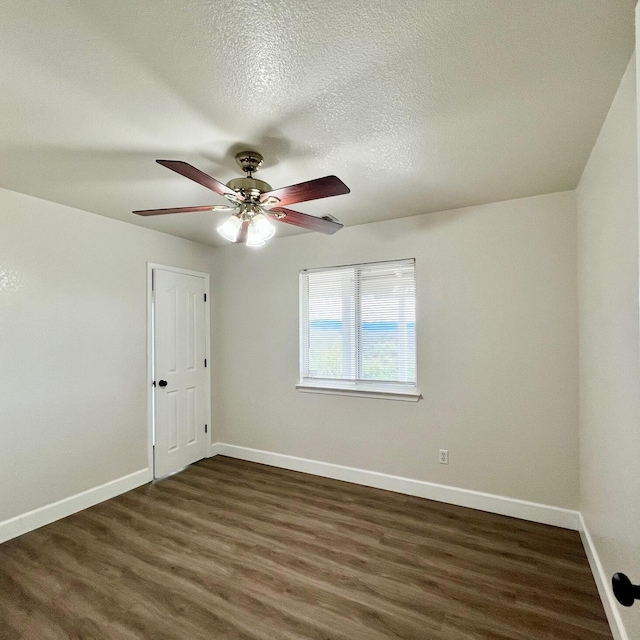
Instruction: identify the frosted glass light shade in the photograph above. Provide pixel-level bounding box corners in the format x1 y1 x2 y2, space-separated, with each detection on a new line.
252 213 276 240
217 215 242 242
246 221 266 247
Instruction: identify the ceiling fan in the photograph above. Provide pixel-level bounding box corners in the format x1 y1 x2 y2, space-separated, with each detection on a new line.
133 151 350 247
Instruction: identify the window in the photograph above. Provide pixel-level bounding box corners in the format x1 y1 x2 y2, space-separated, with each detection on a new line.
298 259 419 401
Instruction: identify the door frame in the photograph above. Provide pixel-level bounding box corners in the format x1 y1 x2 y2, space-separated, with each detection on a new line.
146 262 212 477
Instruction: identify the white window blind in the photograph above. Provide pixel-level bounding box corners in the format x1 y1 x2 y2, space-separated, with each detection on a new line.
300 259 416 391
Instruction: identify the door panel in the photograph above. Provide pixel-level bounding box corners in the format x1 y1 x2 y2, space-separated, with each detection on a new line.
154 269 208 478
167 390 179 451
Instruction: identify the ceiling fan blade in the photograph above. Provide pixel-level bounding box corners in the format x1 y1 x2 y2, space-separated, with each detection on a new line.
261 175 349 206
133 205 234 216
269 207 343 235
156 160 242 201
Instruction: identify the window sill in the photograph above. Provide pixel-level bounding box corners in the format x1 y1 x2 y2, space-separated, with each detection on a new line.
295 383 422 402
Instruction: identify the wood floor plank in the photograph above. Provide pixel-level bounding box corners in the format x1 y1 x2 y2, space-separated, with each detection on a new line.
0 457 611 639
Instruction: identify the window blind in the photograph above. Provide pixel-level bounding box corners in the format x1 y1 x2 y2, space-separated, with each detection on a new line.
300 259 416 387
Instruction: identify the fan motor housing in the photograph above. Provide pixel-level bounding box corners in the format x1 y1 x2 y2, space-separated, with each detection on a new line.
226 177 272 200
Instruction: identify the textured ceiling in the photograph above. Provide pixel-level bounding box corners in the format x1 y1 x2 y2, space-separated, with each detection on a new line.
0 0 634 247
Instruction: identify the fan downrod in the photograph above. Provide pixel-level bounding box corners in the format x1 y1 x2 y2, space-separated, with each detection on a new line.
227 151 271 200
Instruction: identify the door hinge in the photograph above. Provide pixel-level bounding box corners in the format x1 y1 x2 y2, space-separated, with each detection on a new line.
204 293 207 302
204 358 207 368
152 380 156 387
204 424 208 433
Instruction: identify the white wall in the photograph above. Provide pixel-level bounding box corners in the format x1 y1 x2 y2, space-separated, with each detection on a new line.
576 53 640 639
0 188 212 524
211 191 580 509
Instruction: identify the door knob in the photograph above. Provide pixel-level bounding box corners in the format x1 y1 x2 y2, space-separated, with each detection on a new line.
612 573 640 607
158 380 168 388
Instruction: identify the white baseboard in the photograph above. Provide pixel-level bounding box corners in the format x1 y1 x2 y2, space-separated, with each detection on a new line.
0 468 152 545
210 443 580 530
579 514 629 640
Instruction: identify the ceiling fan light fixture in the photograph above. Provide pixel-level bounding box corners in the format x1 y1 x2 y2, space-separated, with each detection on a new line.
217 214 242 242
252 212 276 241
246 222 265 248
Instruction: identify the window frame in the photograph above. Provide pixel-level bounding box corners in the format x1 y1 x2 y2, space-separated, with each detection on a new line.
297 259 421 402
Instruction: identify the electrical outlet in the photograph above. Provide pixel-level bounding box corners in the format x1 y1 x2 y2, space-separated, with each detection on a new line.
439 449 449 465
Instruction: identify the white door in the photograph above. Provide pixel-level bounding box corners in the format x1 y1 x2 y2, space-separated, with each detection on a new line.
153 268 209 478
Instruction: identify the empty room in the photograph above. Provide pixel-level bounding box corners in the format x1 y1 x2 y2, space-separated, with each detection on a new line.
1 1 639 638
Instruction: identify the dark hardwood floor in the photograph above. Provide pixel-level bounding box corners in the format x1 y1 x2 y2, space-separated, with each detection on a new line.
0 456 610 639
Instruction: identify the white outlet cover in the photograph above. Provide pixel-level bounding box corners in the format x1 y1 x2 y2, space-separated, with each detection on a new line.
439 449 449 464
